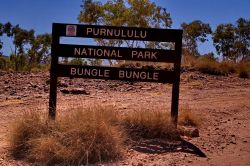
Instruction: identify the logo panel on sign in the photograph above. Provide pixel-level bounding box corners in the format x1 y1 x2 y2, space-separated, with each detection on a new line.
66 25 77 36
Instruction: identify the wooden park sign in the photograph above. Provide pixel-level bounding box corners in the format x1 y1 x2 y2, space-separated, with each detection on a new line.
49 23 182 126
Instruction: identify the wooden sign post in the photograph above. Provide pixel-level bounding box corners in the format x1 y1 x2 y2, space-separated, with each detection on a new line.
49 23 182 126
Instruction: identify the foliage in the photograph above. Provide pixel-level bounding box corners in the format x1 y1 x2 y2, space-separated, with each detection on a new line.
181 20 212 56
0 56 13 70
1 13 250 71
235 18 250 61
0 22 14 55
28 33 52 68
87 58 102 66
213 18 250 62
0 23 3 55
0 22 52 71
79 0 172 28
213 23 236 61
78 0 172 66
69 58 87 65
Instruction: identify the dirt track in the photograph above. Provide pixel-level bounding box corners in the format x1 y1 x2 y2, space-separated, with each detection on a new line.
0 71 250 165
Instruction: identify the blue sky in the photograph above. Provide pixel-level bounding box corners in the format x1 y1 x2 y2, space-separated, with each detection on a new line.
1 0 250 56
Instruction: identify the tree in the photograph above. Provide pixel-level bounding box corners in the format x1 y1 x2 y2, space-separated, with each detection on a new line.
213 23 236 61
181 20 212 56
0 22 52 70
213 18 250 62
3 22 13 37
0 22 3 55
28 33 52 68
0 22 13 56
11 26 35 70
79 0 171 28
0 22 14 69
235 18 250 60
78 0 172 65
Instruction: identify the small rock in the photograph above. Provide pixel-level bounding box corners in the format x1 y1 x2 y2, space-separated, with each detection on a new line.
150 157 154 161
191 128 199 137
137 162 143 166
44 87 49 93
221 146 225 149
10 91 16 95
4 85 11 90
22 94 28 98
179 126 199 137
123 162 129 165
46 79 50 85
57 81 68 87
230 141 236 144
71 88 89 95
60 88 89 95
141 87 152 90
60 89 70 94
126 87 133 91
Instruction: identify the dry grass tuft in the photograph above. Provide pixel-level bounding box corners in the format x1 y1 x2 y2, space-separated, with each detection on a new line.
9 106 124 165
9 112 49 159
121 110 179 140
178 108 202 127
236 62 249 78
182 54 246 77
194 57 229 76
10 106 201 164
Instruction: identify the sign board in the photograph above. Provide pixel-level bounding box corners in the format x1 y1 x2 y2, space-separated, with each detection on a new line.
49 23 182 126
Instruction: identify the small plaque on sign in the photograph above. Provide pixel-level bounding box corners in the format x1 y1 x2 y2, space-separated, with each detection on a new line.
66 25 77 36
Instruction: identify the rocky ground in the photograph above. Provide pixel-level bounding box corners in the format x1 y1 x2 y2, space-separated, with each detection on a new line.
0 70 250 166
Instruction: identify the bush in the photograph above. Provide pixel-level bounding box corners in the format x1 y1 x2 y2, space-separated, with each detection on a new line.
194 56 236 76
122 110 179 140
10 106 200 165
9 112 49 158
178 108 201 127
238 70 249 78
0 56 13 70
182 54 197 70
237 62 249 78
9 107 124 165
194 56 221 75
